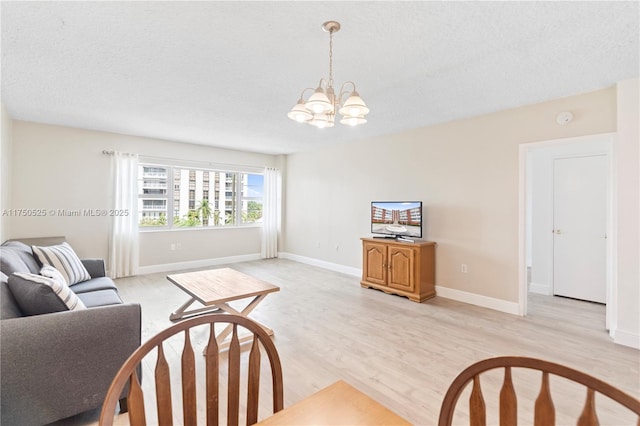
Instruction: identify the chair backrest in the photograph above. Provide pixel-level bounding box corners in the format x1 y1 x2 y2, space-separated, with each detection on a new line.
438 356 640 426
99 313 284 426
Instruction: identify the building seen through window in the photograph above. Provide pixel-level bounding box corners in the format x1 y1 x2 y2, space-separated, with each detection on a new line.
138 165 263 228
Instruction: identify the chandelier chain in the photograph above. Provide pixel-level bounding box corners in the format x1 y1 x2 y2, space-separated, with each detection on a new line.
328 30 334 87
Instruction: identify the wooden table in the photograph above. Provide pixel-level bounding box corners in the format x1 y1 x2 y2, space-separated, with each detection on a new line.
167 268 280 345
256 380 412 425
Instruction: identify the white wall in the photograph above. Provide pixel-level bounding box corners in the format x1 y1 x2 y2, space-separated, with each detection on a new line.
8 121 279 266
0 104 13 242
614 78 640 348
283 86 617 309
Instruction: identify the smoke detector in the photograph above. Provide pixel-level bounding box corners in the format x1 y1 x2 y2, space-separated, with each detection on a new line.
556 111 574 125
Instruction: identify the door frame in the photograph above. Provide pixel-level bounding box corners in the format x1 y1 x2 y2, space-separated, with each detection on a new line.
518 133 615 333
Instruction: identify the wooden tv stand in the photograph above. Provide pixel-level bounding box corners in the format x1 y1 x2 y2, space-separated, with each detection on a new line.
360 238 436 302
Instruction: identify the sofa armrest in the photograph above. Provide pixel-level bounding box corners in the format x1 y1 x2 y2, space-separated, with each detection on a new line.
82 258 107 278
0 303 142 425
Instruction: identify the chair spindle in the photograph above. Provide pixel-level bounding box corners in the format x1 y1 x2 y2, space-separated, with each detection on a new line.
205 322 220 426
181 330 197 426
155 343 173 426
246 335 262 424
227 324 241 426
534 371 555 426
128 369 146 425
499 366 517 426
470 375 486 426
577 388 599 426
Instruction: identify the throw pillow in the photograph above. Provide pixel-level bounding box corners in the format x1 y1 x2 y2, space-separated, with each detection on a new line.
32 242 91 285
40 264 68 284
9 272 87 315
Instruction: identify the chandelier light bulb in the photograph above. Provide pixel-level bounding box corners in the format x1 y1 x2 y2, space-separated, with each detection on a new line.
287 98 313 123
340 115 367 126
338 91 369 117
294 113 309 123
310 113 329 128
287 99 313 123
288 21 369 128
306 88 333 114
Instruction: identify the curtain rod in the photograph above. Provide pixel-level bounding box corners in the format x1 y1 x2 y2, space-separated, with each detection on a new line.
102 150 266 172
102 150 136 156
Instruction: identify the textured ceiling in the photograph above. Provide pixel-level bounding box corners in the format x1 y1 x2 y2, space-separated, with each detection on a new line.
2 1 638 155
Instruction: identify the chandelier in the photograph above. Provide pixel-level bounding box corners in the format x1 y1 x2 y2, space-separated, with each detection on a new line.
288 21 369 128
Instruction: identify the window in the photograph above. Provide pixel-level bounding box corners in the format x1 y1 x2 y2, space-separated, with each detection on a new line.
137 164 263 229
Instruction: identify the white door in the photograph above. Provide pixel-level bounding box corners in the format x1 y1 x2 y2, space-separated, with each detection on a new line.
552 155 607 303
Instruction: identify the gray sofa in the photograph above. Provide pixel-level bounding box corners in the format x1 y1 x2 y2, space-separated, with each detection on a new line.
0 237 141 426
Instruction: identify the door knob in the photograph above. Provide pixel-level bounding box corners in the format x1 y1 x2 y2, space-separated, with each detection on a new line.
553 229 562 234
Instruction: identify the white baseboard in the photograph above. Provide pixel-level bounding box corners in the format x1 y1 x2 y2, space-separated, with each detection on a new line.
613 328 640 349
528 282 552 295
138 253 262 275
280 253 519 315
435 285 521 315
278 252 362 277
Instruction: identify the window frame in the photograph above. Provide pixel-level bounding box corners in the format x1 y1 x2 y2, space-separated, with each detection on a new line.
138 162 263 231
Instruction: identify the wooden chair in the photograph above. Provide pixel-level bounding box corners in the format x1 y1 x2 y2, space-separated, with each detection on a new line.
99 313 284 426
438 356 640 426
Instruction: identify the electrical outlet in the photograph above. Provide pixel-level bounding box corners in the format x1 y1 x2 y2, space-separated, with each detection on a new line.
170 243 176 251
176 243 182 250
461 264 468 273
335 244 339 251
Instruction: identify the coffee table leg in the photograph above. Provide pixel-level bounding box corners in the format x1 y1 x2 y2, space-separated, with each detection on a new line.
170 297 222 322
170 297 196 321
218 294 273 337
203 294 274 352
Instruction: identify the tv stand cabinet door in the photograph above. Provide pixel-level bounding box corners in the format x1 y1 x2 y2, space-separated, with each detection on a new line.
387 245 415 292
362 241 387 286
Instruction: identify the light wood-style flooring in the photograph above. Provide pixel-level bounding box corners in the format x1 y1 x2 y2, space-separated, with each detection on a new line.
50 259 639 425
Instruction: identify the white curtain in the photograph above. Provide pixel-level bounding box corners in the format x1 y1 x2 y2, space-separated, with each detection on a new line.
261 167 280 259
108 152 139 278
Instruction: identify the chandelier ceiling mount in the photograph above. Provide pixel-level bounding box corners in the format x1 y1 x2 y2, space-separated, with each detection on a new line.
321 20 341 34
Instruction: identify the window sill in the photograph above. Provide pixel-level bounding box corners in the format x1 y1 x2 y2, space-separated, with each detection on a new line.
139 224 262 233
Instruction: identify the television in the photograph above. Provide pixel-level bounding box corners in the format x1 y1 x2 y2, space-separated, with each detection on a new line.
371 201 423 239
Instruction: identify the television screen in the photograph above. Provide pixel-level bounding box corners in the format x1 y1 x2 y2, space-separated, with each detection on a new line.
371 201 422 238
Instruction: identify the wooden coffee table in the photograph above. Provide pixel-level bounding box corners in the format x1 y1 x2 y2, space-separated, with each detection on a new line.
167 268 280 345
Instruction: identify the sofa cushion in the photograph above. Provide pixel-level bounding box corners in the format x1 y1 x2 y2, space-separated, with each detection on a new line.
69 276 118 294
8 272 86 315
76 289 123 308
32 242 91 285
0 247 31 276
1 241 41 273
1 271 23 319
